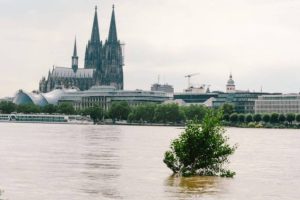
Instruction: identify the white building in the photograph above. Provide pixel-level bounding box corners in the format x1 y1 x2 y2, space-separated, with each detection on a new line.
255 94 300 114
59 86 170 111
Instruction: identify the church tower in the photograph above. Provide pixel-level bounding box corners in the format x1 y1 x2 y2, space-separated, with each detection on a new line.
226 73 236 93
102 5 124 89
84 6 102 71
71 38 78 72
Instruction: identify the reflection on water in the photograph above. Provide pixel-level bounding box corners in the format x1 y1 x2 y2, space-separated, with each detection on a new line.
165 175 221 199
0 124 300 200
80 126 122 199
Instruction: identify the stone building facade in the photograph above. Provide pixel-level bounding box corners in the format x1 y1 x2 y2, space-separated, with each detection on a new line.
39 6 124 93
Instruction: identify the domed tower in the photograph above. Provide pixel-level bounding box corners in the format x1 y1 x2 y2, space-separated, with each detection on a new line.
226 73 235 93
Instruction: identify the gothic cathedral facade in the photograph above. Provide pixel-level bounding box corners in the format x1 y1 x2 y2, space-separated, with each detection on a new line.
39 6 124 93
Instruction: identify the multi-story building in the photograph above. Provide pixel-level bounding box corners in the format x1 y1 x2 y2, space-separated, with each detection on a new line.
151 83 174 94
39 5 124 92
255 94 300 114
59 86 170 111
212 92 281 113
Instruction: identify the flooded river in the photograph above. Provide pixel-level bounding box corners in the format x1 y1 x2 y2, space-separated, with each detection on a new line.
0 123 299 199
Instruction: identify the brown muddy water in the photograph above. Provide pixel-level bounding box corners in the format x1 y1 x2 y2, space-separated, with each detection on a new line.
0 123 299 200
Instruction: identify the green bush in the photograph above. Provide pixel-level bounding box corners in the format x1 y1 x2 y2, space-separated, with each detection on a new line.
245 114 253 123
223 114 230 121
163 110 237 177
262 114 270 123
296 114 300 123
255 123 264 128
238 114 245 123
286 113 295 124
270 113 279 124
229 113 238 124
278 114 286 123
247 122 256 128
253 114 262 122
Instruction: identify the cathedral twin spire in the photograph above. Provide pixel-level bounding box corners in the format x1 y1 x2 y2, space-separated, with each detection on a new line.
108 5 118 43
91 6 101 44
83 5 119 70
90 5 118 44
72 5 123 89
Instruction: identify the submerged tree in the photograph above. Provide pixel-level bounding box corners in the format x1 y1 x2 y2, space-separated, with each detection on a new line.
163 110 237 177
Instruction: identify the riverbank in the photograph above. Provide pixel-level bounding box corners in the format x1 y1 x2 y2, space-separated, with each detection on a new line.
1 117 300 129
98 121 300 129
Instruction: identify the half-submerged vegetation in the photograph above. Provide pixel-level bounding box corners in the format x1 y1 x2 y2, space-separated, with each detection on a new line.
164 110 237 177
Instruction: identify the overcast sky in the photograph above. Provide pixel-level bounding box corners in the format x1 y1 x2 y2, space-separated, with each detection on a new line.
1 0 300 97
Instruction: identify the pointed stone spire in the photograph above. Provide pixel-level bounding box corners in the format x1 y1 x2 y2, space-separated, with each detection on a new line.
72 37 79 72
108 4 118 43
73 37 77 56
91 5 101 43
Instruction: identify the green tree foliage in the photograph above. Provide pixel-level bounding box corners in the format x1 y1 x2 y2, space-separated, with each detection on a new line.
278 114 286 123
262 114 270 123
296 114 300 123
245 114 253 123
183 104 207 121
128 103 157 123
17 104 41 113
57 102 75 114
223 114 230 121
109 101 131 120
163 110 236 177
89 106 104 123
270 113 279 124
229 113 238 124
286 113 295 124
253 114 262 122
0 101 16 114
238 114 245 123
41 104 57 114
221 103 234 115
154 104 185 123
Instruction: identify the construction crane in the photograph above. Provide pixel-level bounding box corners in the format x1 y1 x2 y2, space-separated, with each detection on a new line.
184 73 200 88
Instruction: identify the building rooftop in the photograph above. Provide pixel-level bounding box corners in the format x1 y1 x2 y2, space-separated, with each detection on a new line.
51 67 95 78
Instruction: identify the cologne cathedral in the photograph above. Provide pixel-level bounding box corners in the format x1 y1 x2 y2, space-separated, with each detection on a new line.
39 6 124 92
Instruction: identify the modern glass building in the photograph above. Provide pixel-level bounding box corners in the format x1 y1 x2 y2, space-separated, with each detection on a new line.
255 94 300 114
212 92 280 113
13 88 77 106
174 93 219 104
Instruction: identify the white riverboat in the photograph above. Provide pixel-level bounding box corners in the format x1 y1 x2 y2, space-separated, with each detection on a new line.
0 114 92 124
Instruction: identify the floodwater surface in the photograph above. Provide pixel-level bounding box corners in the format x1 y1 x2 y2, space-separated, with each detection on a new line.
0 123 299 200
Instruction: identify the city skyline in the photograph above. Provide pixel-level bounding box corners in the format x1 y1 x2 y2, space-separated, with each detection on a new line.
1 0 300 97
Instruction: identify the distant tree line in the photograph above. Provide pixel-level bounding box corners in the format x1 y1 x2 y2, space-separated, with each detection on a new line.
221 103 300 128
0 101 208 124
82 102 208 124
2 101 300 127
